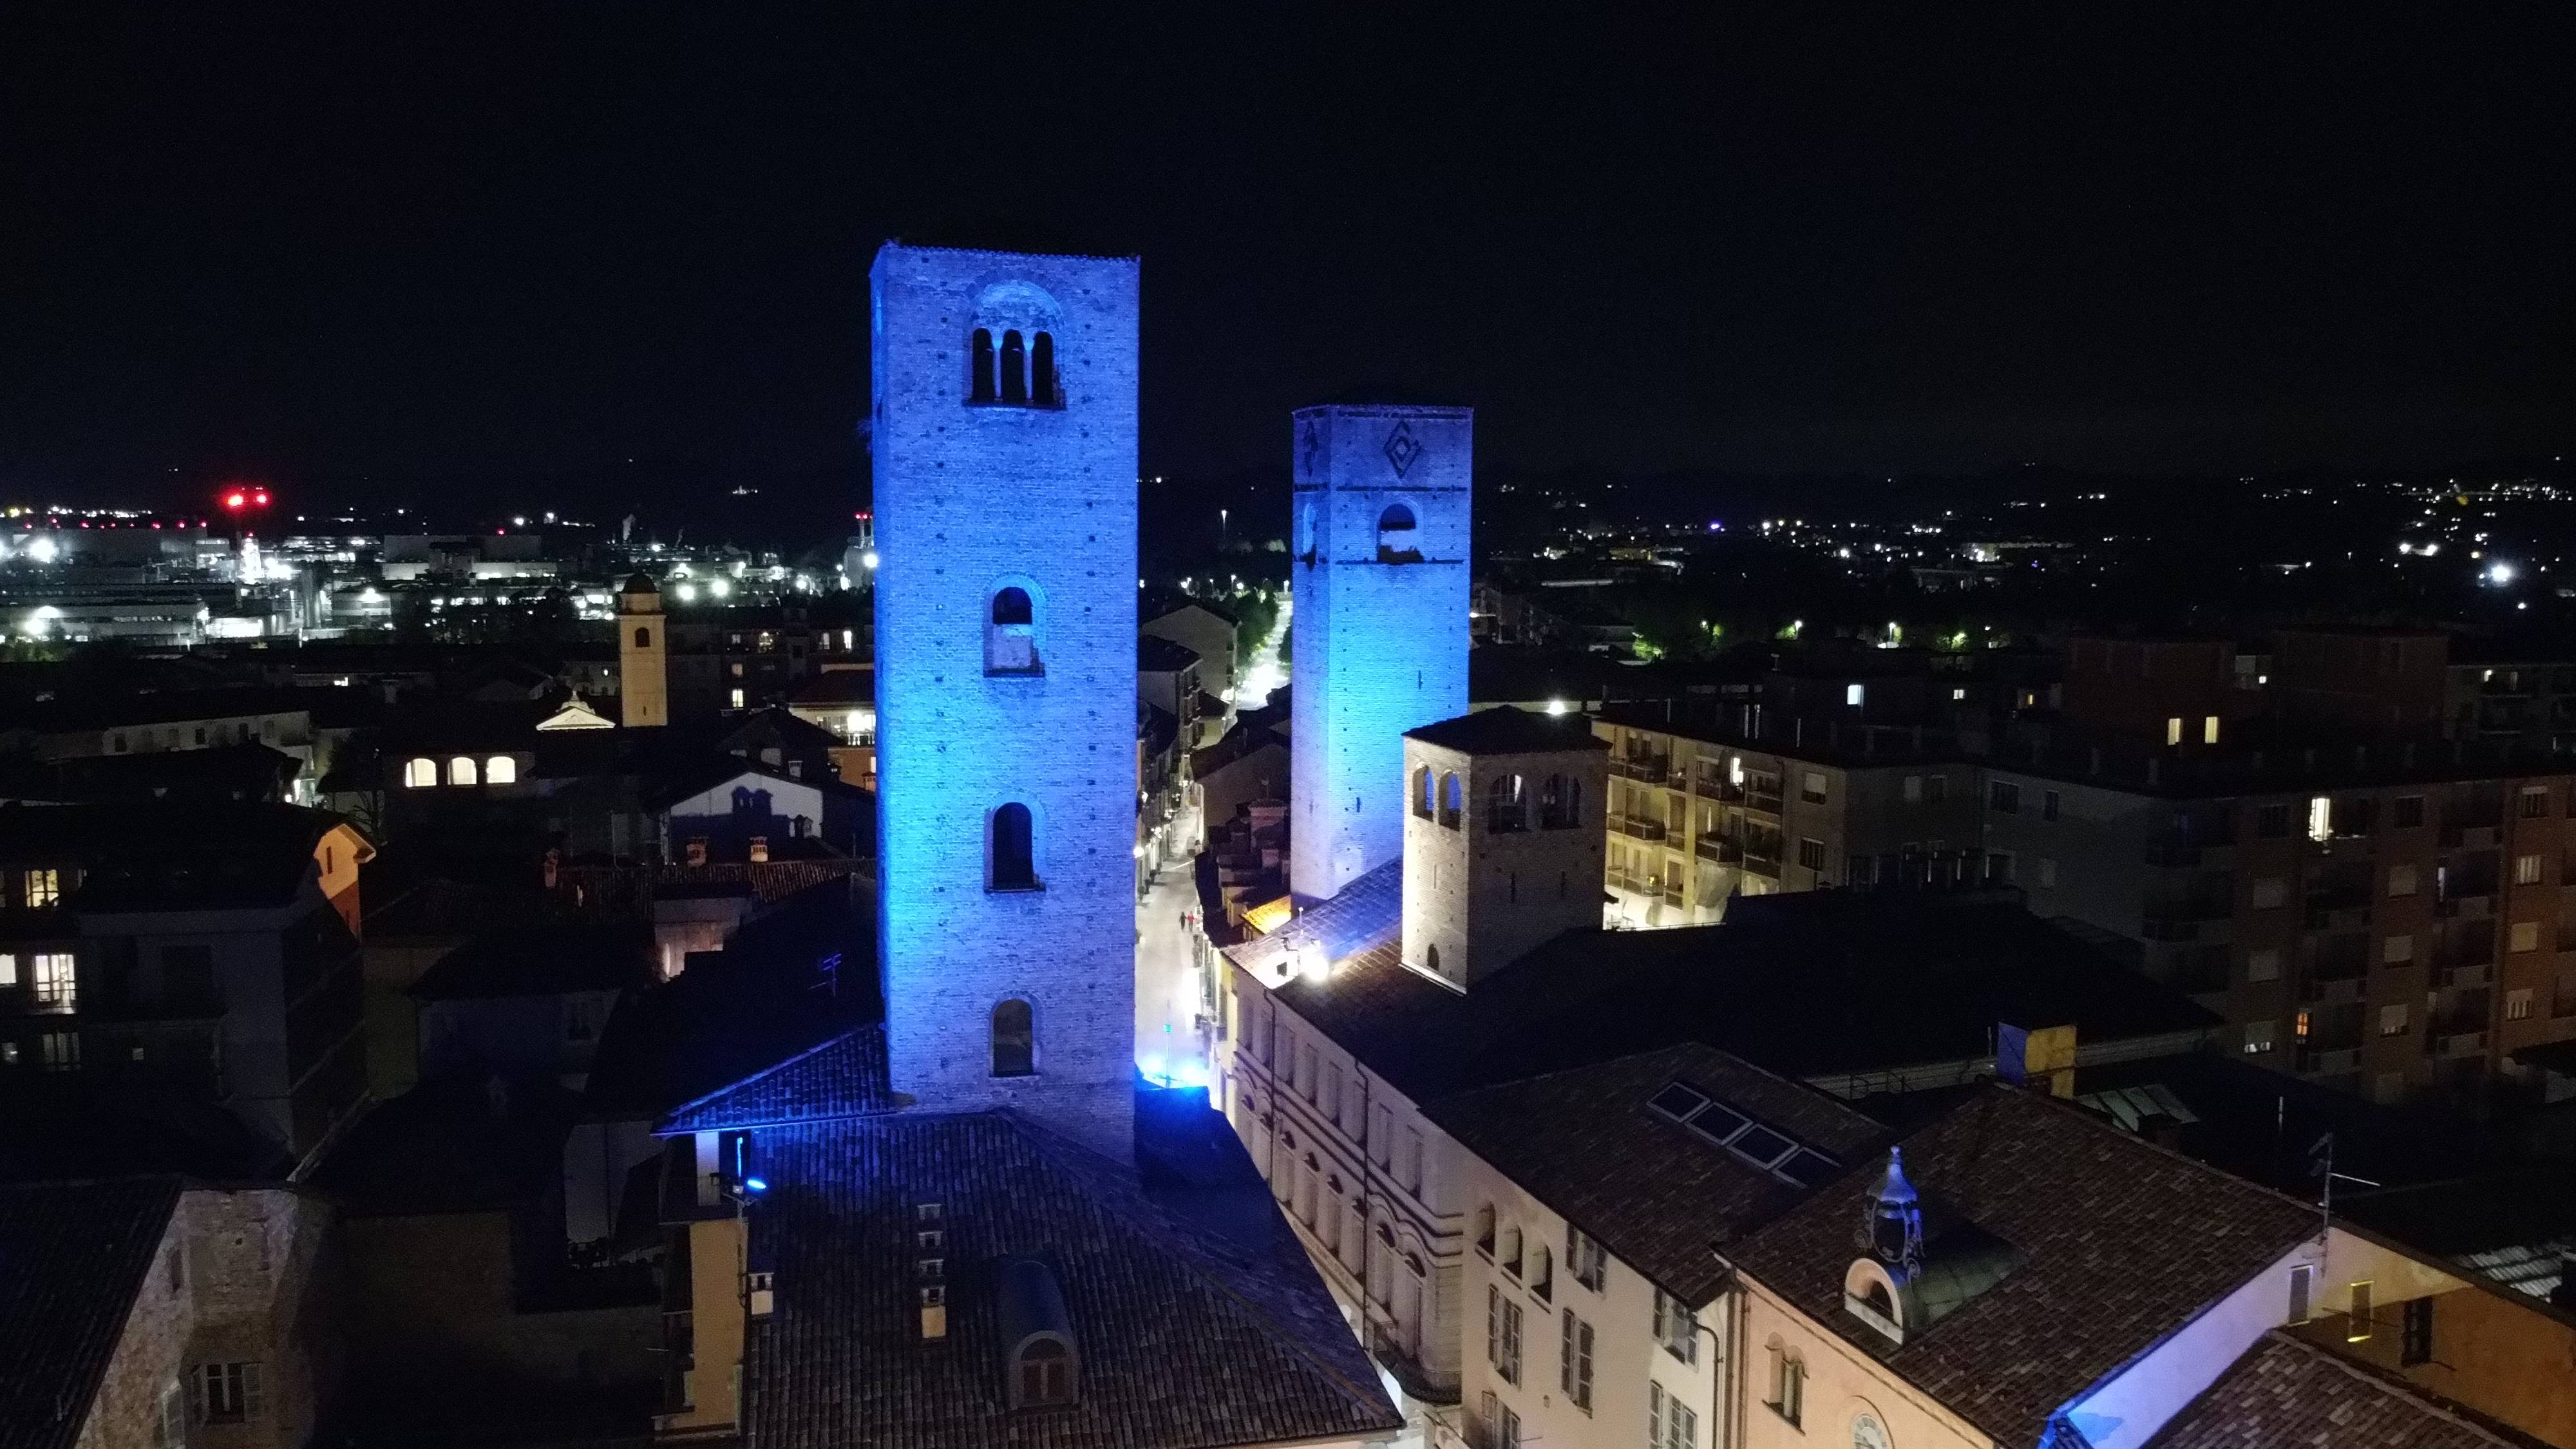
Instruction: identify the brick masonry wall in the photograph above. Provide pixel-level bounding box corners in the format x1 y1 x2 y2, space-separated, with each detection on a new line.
872 244 1141 1161
1291 404 1472 902
78 1219 193 1449
1403 741 1608 986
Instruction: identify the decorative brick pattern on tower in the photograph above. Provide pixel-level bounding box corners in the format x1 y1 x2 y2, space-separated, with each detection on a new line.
871 243 1139 1161
1289 402 1473 902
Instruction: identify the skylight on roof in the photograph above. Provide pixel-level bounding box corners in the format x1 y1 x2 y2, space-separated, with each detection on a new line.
1645 1078 1839 1188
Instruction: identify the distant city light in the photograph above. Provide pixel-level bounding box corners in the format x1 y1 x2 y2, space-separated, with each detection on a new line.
26 537 58 564
674 583 698 602
861 551 880 569
708 577 732 598
2487 562 2516 585
1545 698 1571 716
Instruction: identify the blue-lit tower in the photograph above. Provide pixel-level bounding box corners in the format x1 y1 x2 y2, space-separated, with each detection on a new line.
871 243 1140 1160
1289 400 1473 902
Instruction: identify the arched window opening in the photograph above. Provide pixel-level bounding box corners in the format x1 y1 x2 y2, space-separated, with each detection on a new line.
991 998 1035 1076
991 803 1038 891
969 328 997 403
485 755 518 785
633 626 651 649
404 757 438 789
1017 1338 1072 1406
1030 332 1057 406
1298 501 1318 564
1425 943 1441 977
987 587 1041 675
1487 774 1528 834
1412 766 1434 819
1439 772 1463 829
1377 503 1421 564
448 755 479 787
1540 773 1582 829
1862 1280 1895 1319
999 330 1028 404
1781 1355 1806 1426
1473 1204 1495 1256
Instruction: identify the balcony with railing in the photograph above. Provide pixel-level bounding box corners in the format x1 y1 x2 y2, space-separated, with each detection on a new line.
1611 814 1668 843
1693 835 1734 863
1609 756 1671 786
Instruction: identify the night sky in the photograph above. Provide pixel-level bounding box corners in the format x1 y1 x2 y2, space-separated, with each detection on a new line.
3 6 2568 511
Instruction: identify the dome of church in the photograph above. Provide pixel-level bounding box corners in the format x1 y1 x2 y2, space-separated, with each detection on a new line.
621 571 659 594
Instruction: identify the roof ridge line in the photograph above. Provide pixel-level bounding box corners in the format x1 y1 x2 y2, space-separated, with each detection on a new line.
656 1024 869 1128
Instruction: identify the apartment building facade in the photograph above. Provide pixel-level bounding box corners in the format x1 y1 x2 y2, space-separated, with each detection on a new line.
1980 744 2576 1104
1593 708 1980 929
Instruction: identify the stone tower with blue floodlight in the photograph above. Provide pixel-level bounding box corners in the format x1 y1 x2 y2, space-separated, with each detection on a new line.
871 242 1140 1162
1289 400 1473 902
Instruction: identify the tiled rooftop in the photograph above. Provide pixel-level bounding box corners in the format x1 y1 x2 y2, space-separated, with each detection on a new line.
1728 1086 2318 1448
1426 1042 1886 1304
661 1025 895 1132
740 1108 1401 1449
1220 857 1402 981
1405 705 1607 756
2145 1332 2538 1449
0 1178 183 1449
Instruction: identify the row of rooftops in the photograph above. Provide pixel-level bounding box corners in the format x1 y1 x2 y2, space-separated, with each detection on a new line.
1215 716 2576 1443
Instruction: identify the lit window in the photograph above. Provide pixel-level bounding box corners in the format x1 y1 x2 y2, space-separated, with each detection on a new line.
2515 853 2544 886
1844 682 1864 708
448 756 478 787
21 869 59 909
2166 716 2183 746
404 757 437 788
730 688 746 710
2506 988 2533 1021
32 954 75 1012
0 954 12 986
2202 715 2220 744
2306 795 2332 842
484 755 517 785
2510 920 2541 952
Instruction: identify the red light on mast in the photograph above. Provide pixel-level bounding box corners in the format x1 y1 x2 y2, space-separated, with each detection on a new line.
223 491 248 511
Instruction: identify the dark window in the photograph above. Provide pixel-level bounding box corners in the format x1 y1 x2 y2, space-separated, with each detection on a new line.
969 328 997 402
633 627 651 649
1030 332 1057 405
991 804 1037 890
2400 1297 2434 1366
2393 795 2425 829
2257 802 2291 838
1378 504 1421 562
1989 781 2021 814
1487 775 1528 834
991 999 1034 1077
999 330 1028 404
988 587 1040 674
2042 790 2061 822
1539 773 1582 829
1018 1338 1072 1405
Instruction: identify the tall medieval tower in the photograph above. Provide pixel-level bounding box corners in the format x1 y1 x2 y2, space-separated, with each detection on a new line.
1289 400 1472 902
617 573 668 728
871 242 1140 1160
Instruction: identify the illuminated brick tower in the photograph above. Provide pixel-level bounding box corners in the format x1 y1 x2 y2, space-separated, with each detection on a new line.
1289 400 1473 902
871 242 1140 1160
616 573 668 728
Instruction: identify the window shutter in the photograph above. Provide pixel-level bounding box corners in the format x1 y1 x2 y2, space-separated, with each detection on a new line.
191 1366 210 1426
2286 1264 2313 1325
1560 1309 1575 1393
1651 1289 1667 1342
1647 1382 1665 1449
242 1362 263 1421
1486 1285 1501 1366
